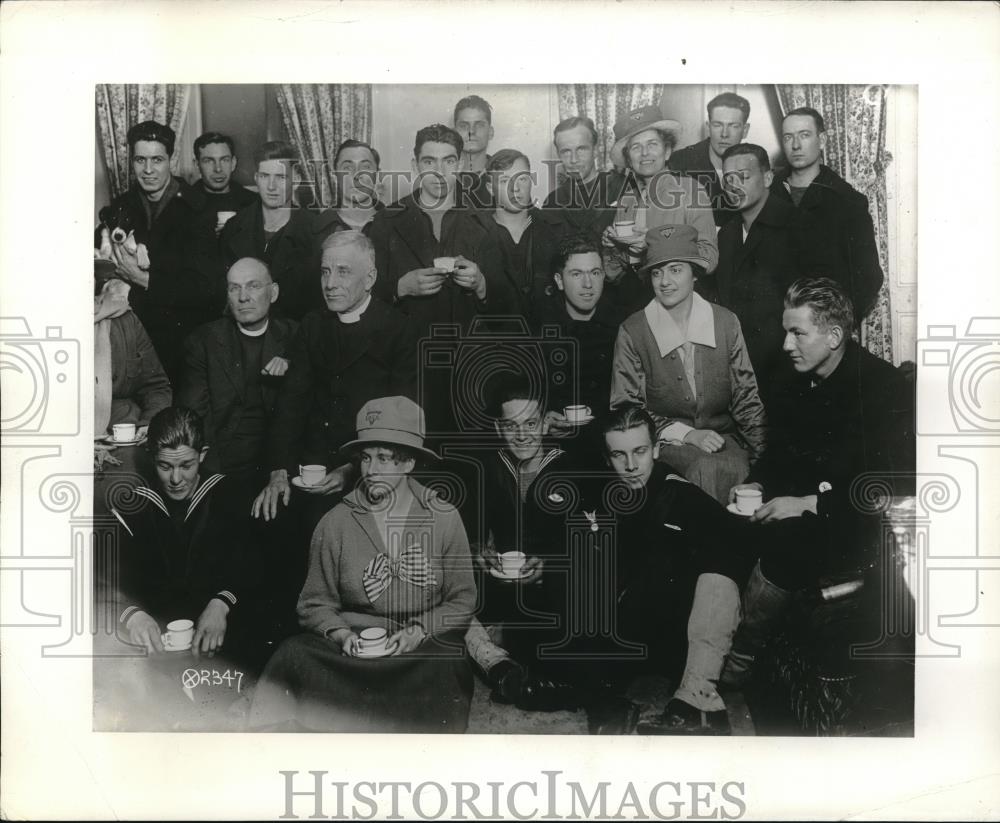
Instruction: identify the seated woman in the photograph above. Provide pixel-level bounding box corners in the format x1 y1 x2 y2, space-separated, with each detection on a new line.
248 397 477 733
610 225 766 503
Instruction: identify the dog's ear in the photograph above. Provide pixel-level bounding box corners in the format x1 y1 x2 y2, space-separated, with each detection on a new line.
98 205 112 225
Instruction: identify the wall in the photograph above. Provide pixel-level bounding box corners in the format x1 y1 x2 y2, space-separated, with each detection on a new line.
200 84 273 187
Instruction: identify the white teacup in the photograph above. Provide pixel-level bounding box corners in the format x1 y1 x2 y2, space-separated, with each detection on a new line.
357 627 388 654
499 550 526 577
162 619 194 649
299 464 326 486
735 488 763 515
613 221 636 238
564 404 592 423
112 423 136 442
433 256 457 273
216 210 237 228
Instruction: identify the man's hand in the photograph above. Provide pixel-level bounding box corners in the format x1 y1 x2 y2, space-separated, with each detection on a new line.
125 611 163 653
261 356 290 377
477 543 502 572
684 429 725 453
94 445 121 472
297 462 353 496
728 481 764 505
452 256 487 300
519 555 544 585
542 409 571 436
751 495 818 524
386 624 427 656
111 241 150 289
397 267 448 298
252 469 290 520
192 599 229 659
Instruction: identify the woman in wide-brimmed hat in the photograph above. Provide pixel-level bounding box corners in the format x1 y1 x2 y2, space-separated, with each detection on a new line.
602 105 719 314
610 225 766 503
248 396 477 732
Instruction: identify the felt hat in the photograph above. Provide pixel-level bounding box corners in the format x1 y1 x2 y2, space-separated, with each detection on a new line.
341 396 440 462
610 105 682 168
638 224 711 273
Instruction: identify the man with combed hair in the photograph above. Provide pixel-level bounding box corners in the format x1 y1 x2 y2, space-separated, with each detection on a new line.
723 278 914 685
453 94 495 209
770 107 884 322
669 92 751 227
191 131 258 215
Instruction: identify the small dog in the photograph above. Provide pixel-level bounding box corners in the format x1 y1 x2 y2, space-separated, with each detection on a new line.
96 203 151 270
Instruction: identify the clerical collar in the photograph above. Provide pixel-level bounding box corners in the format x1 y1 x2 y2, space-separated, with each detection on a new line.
338 293 372 324
238 319 269 337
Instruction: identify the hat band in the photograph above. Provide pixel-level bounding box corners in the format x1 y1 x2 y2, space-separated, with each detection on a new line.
354 426 426 451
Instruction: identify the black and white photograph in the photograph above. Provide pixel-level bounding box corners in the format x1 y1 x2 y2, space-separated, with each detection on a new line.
2 2 998 821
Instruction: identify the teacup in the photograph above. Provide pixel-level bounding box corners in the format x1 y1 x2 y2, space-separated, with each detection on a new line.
112 423 136 442
735 488 763 515
499 550 526 577
357 627 388 655
433 256 457 273
613 221 636 239
299 464 326 486
216 210 237 228
564 404 592 423
162 619 194 650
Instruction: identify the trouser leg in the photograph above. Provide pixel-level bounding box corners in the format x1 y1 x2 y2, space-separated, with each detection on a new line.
673 573 741 711
464 617 510 675
721 561 792 685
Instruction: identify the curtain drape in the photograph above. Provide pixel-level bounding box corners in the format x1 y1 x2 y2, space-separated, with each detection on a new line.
774 84 893 362
274 84 373 209
556 84 666 178
95 84 192 198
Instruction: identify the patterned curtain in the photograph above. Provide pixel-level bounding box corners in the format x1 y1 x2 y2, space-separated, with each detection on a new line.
95 84 192 197
775 84 893 362
275 84 373 209
556 84 666 178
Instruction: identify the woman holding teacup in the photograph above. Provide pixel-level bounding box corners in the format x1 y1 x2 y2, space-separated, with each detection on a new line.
610 225 766 503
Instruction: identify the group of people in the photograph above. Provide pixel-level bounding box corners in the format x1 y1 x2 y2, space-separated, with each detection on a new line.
94 91 914 735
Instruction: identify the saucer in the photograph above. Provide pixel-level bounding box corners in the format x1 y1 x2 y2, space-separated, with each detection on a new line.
99 434 146 447
291 476 323 489
561 415 594 427
726 503 757 518
489 567 530 581
355 646 392 659
163 641 192 653
610 232 644 245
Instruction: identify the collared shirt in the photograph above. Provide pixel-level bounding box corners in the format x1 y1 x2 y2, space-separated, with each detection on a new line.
337 293 372 324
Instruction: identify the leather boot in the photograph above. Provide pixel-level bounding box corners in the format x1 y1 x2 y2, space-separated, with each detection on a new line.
721 562 791 688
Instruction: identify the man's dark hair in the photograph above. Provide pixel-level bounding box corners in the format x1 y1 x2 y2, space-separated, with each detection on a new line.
453 95 493 125
784 277 854 333
413 124 464 159
489 374 543 420
127 120 176 157
783 106 826 134
554 233 602 273
334 138 381 170
707 92 751 121
721 142 771 172
253 140 299 166
553 115 599 148
600 405 657 453
487 148 530 174
146 406 205 454
193 131 236 160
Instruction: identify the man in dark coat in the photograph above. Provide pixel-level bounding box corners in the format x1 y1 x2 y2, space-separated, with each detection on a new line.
770 107 884 321
177 258 297 488
668 91 750 228
190 131 258 220
220 140 322 321
724 278 914 684
98 120 221 384
453 94 495 210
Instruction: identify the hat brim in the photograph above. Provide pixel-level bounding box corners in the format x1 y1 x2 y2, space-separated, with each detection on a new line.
639 253 712 274
610 119 682 168
339 430 440 463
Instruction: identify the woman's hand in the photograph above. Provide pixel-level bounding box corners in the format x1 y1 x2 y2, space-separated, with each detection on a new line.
386 624 427 656
193 599 229 659
684 429 725 453
330 629 360 656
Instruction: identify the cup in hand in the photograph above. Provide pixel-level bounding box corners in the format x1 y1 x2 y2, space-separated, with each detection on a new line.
216 210 237 230
433 256 457 273
357 627 388 655
161 619 194 649
563 404 592 423
299 464 326 486
613 220 636 239
112 423 136 442
735 488 763 515
499 551 526 577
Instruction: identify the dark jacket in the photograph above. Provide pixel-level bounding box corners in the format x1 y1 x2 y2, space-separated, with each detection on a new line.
191 179 259 214
368 194 511 335
219 203 322 321
770 165 884 320
107 312 172 428
472 207 567 325
706 192 802 388
111 474 262 626
749 341 915 533
177 316 298 474
266 298 418 472
668 137 736 228
97 178 222 383
542 170 628 240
